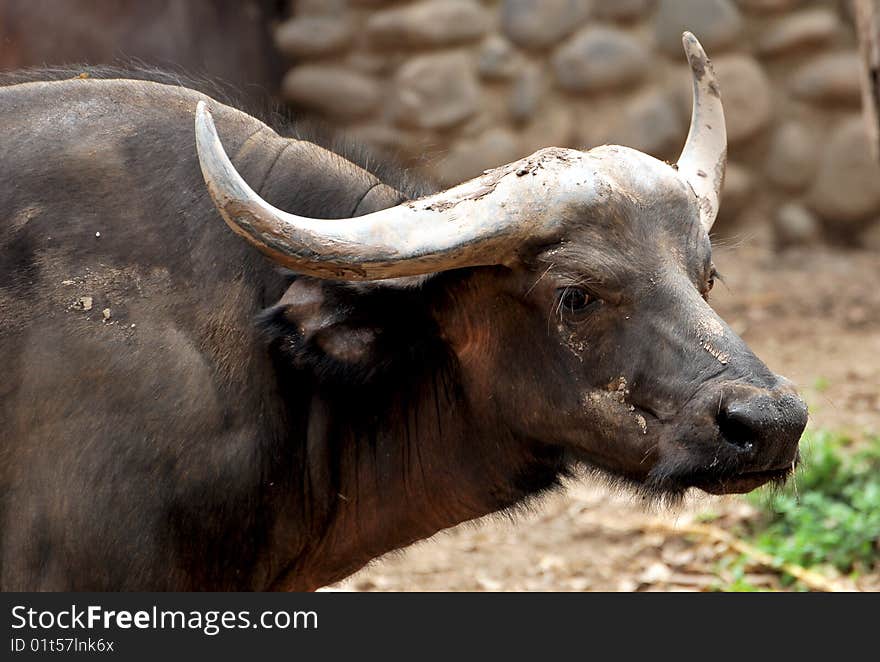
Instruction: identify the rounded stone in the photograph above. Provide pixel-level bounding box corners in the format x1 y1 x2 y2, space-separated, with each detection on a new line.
347 123 415 156
757 9 840 57
501 0 591 51
274 17 352 59
281 66 381 119
366 1 490 49
604 88 683 158
718 162 753 222
295 0 349 16
790 52 862 106
571 97 623 149
478 35 524 80
863 220 880 251
552 27 651 93
393 52 480 129
735 0 803 13
809 117 880 226
654 0 743 56
592 0 656 23
509 62 546 124
774 202 822 248
764 121 819 191
345 52 393 76
436 128 522 186
518 100 575 155
712 55 773 144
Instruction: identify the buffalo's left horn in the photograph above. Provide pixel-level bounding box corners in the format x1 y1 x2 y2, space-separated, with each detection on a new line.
677 31 727 232
194 101 596 281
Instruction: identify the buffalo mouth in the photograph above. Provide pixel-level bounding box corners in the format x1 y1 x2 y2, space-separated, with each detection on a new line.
690 466 793 495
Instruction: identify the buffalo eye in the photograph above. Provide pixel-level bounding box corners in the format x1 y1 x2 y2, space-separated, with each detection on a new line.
556 286 599 317
703 267 720 300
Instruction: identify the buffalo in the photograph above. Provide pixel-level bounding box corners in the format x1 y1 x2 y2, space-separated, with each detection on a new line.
0 34 807 591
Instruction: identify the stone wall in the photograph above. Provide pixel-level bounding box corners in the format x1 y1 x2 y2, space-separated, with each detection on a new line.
276 0 880 246
0 0 283 106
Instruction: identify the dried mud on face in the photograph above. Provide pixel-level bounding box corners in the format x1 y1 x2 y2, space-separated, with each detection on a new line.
329 242 880 592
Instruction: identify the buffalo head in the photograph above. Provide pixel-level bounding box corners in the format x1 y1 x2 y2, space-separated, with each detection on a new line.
194 33 807 500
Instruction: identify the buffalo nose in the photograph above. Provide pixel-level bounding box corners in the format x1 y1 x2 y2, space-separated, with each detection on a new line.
715 386 808 464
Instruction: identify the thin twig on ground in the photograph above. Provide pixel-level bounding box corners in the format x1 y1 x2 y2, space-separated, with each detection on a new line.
641 521 858 593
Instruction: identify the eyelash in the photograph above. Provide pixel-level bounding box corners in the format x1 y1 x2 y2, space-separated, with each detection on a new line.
704 268 720 300
551 267 716 314
556 286 600 319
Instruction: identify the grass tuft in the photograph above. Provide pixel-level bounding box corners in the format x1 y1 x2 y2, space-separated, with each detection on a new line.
745 429 880 575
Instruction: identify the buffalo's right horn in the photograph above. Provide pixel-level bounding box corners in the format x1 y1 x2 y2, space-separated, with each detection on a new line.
195 101 601 281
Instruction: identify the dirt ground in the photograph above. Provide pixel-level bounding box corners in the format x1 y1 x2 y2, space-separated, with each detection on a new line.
328 235 880 592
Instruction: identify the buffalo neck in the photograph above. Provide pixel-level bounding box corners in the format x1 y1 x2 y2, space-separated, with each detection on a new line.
262 350 564 591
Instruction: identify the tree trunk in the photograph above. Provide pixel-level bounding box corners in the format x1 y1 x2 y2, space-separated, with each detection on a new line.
855 0 880 162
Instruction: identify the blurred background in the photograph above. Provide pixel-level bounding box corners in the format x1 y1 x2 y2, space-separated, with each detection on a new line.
2 0 878 591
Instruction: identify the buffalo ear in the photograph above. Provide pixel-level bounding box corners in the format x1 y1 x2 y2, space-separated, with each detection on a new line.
258 275 461 389
259 278 380 374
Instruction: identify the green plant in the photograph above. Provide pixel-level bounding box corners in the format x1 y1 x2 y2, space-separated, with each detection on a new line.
746 430 880 574
812 376 830 393
712 554 769 592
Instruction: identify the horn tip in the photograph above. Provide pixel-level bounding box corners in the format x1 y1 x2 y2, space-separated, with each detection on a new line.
194 100 218 146
681 32 715 86
195 99 210 124
681 31 708 64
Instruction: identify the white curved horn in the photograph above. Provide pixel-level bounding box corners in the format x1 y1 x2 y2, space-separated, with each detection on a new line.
677 31 727 232
195 101 594 281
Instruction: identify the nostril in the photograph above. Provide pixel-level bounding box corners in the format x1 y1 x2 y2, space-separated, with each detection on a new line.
717 408 756 452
